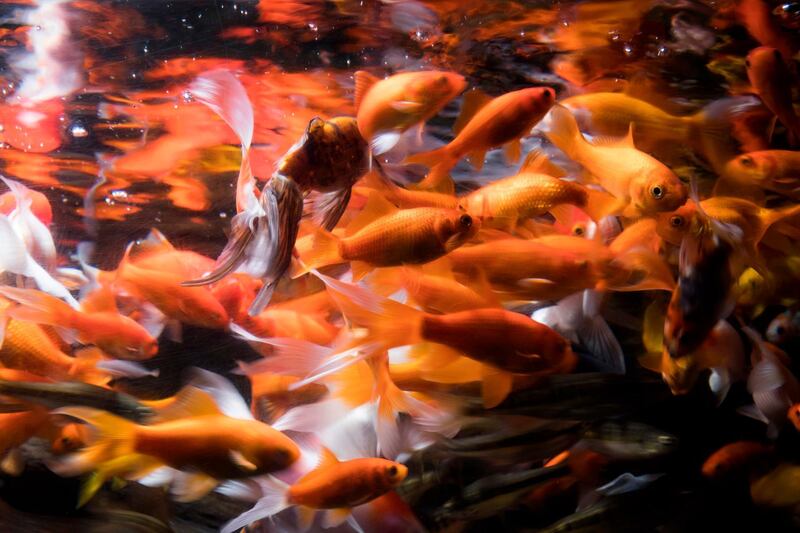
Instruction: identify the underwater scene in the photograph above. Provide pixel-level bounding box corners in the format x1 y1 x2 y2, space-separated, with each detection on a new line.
0 0 800 531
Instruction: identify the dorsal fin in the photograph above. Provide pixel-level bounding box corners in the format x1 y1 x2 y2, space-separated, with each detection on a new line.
80 286 119 313
150 387 222 422
454 89 492 136
130 229 175 262
345 190 397 237
317 446 339 469
519 149 567 178
354 71 379 110
589 129 635 148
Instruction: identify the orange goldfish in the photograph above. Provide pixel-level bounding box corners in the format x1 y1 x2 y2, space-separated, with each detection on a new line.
297 192 478 280
249 374 329 423
721 150 800 199
746 46 800 145
0 186 52 226
56 398 301 505
655 197 800 260
357 169 459 209
221 448 407 533
406 86 555 192
354 70 466 153
0 287 158 360
702 441 774 480
316 271 576 407
459 169 591 231
447 235 673 300
545 105 687 217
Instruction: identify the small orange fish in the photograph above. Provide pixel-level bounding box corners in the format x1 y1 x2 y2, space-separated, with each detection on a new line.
702 441 775 480
357 169 459 209
249 374 329 423
221 447 407 533
298 192 478 280
0 287 158 360
787 403 800 431
354 70 466 154
746 46 800 145
406 86 555 192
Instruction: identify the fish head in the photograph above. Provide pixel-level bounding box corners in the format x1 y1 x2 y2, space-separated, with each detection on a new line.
517 87 556 118
723 153 775 185
375 459 409 489
767 312 794 344
655 202 696 246
436 210 480 252
635 169 687 215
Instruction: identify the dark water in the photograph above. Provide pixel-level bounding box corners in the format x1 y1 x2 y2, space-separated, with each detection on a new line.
0 1 799 532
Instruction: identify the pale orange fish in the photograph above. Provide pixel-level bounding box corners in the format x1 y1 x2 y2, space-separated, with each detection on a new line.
545 105 687 218
406 86 555 192
355 70 466 154
297 191 478 280
746 46 800 146
722 150 800 200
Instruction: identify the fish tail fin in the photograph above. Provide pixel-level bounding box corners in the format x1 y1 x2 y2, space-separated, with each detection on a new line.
766 204 800 232
404 146 449 169
220 476 290 533
0 286 77 329
545 105 585 160
313 270 421 348
688 99 748 172
372 356 456 457
68 347 111 386
50 407 141 506
405 147 457 194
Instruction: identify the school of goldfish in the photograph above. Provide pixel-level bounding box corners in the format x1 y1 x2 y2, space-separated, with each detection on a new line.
1 0 800 531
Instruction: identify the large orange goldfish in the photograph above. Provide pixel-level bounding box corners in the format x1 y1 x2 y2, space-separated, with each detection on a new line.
722 150 800 199
355 70 466 154
545 105 687 217
406 87 555 192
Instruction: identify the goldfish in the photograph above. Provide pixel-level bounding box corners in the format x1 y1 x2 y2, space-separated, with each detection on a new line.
249 374 329 423
0 287 159 360
459 168 592 232
655 197 800 260
297 192 478 280
357 169 460 209
767 308 800 344
663 207 741 358
184 78 370 313
701 441 775 480
221 448 407 533
315 270 576 407
750 464 800 508
447 234 673 301
354 70 466 154
406 86 555 192
545 105 687 217
721 150 800 200
788 403 800 431
50 423 92 455
561 91 733 166
0 183 52 226
745 47 800 146
55 390 301 505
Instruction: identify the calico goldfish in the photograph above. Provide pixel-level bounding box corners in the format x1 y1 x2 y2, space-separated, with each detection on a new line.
354 70 466 154
297 192 477 280
545 105 687 217
745 47 800 146
406 87 555 192
721 150 800 199
221 448 407 533
0 287 158 360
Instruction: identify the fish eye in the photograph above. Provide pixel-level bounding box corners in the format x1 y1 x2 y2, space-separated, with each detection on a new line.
776 325 785 336
387 465 398 477
650 185 664 199
745 59 751 68
740 155 755 167
573 225 585 236
459 214 473 228
669 215 684 227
